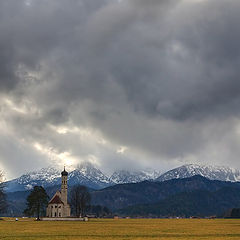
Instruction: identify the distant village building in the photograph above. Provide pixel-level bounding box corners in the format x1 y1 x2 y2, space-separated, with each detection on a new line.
46 167 71 218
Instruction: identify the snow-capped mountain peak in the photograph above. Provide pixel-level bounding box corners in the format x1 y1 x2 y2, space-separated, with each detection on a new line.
68 162 111 189
17 167 61 184
110 169 161 184
5 167 61 192
156 164 240 182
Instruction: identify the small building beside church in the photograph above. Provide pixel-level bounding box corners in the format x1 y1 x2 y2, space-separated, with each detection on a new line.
46 167 71 218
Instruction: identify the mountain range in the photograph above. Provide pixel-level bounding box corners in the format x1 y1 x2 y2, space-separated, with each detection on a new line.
4 162 161 192
5 175 240 217
5 163 240 192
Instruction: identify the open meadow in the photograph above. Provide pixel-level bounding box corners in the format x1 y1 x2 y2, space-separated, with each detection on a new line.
0 218 240 240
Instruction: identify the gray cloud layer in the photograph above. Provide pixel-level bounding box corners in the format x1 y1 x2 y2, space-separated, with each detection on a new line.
1 0 240 179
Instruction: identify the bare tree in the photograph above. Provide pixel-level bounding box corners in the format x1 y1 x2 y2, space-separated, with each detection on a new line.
69 185 91 217
0 171 7 213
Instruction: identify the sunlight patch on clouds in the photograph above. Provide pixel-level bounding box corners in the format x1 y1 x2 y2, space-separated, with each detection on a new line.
2 95 41 117
34 143 43 152
58 152 78 167
50 124 108 145
33 142 77 168
52 125 93 136
117 146 128 154
4 98 27 114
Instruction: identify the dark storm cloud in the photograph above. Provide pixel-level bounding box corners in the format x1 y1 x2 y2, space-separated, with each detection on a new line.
105 0 240 120
1 0 240 178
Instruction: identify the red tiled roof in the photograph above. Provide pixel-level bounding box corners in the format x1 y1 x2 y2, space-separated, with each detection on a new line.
49 195 63 204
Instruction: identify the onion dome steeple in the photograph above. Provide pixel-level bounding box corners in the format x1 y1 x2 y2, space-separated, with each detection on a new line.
61 166 68 176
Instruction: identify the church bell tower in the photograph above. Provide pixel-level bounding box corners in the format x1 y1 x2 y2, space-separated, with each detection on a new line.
46 166 71 218
61 166 68 206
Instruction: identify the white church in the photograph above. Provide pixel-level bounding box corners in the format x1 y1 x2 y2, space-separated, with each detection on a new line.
46 167 71 218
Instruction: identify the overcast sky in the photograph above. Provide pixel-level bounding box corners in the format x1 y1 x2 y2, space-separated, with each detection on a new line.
1 0 240 179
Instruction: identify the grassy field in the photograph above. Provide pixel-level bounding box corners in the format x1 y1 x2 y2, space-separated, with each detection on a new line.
0 218 240 240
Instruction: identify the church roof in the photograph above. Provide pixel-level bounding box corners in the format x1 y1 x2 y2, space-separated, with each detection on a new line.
49 195 64 204
61 166 68 176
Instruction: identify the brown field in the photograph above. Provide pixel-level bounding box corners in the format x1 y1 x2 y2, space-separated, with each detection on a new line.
0 218 240 240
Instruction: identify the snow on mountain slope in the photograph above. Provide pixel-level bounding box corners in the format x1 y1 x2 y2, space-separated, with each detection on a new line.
68 162 113 189
5 161 162 192
156 164 240 182
110 169 161 184
5 167 61 192
8 162 239 193
5 162 111 192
